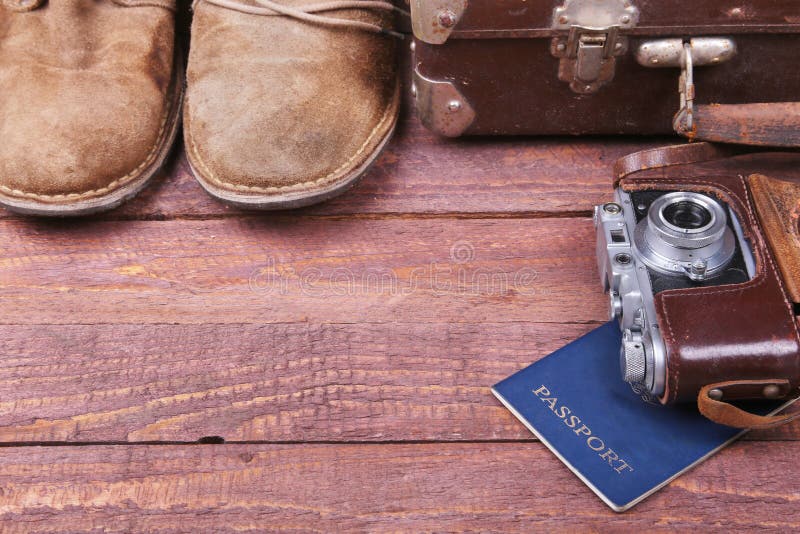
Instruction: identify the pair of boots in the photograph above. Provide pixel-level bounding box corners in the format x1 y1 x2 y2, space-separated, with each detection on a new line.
0 0 402 216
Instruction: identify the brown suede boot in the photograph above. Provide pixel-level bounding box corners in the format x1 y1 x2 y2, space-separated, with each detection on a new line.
0 0 182 216
184 0 401 209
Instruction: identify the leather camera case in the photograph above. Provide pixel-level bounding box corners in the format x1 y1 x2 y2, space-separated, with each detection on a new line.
615 148 800 406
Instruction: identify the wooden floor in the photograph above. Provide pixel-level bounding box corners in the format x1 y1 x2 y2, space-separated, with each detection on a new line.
1 62 799 532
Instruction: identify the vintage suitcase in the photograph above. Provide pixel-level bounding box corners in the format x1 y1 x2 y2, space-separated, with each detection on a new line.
409 0 800 141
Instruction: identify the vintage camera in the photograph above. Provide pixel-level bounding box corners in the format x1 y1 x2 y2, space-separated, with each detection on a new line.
594 188 756 401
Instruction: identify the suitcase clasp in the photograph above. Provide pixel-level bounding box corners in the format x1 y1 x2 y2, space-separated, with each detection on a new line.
551 0 639 94
552 26 627 94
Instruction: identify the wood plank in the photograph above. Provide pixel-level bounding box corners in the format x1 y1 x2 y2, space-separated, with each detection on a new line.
0 217 607 325
1 322 794 443
0 442 797 531
0 322 591 442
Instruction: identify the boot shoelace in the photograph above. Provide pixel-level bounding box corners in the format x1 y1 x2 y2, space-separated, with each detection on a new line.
2 0 408 38
197 0 409 38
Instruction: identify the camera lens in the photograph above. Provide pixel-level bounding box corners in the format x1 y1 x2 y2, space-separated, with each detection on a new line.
661 200 713 230
636 192 736 281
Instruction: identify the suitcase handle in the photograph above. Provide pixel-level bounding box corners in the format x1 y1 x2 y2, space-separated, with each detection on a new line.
675 102 800 148
669 41 800 148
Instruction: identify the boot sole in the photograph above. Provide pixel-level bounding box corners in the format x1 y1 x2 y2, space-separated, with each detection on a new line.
0 53 185 217
187 82 400 211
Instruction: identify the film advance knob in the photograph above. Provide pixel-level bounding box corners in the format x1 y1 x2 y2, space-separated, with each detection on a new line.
620 330 647 385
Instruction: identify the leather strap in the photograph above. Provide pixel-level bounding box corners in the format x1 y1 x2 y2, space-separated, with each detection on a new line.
698 381 800 429
613 141 744 184
678 103 800 148
670 41 800 148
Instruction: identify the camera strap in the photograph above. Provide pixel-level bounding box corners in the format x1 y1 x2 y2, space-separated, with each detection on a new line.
613 141 746 184
698 381 800 430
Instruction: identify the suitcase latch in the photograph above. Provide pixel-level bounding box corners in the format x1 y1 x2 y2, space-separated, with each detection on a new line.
551 0 639 94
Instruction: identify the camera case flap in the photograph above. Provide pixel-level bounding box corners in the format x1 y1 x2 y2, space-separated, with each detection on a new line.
616 148 800 407
750 173 800 305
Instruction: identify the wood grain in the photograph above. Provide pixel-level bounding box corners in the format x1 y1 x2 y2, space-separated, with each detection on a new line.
1 322 796 443
0 322 594 442
0 442 797 532
0 217 607 325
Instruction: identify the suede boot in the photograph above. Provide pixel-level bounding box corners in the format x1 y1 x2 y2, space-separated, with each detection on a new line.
0 0 182 216
184 0 401 209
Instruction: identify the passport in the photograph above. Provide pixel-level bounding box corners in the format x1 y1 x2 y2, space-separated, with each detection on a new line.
492 321 791 512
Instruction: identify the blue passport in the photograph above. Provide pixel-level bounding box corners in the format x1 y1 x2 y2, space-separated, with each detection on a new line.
492 321 789 512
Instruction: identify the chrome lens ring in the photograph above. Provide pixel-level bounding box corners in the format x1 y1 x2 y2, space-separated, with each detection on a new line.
647 192 728 248
635 192 736 279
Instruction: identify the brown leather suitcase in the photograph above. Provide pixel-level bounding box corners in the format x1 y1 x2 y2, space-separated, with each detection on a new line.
409 0 800 142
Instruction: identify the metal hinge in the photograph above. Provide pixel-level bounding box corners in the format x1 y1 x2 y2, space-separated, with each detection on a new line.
551 0 639 94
